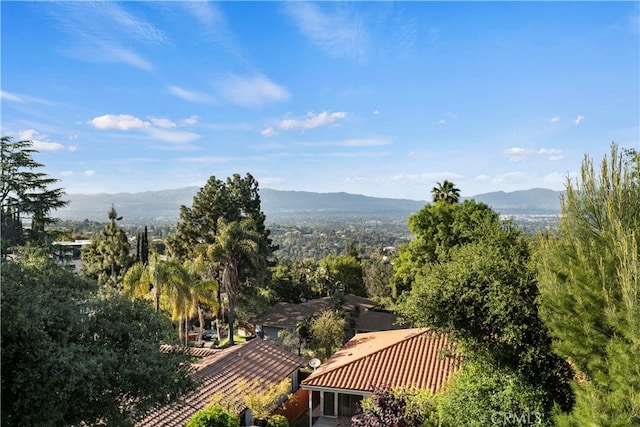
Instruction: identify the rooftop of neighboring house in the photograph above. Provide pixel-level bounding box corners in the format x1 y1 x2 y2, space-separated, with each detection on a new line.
251 294 397 331
136 338 306 427
301 328 460 394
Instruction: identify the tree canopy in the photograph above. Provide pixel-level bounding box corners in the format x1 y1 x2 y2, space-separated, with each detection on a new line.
1 253 195 426
1 136 67 249
535 144 640 425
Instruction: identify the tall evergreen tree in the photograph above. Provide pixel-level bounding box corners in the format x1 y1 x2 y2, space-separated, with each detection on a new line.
167 173 275 344
1 136 67 250
536 144 640 425
81 206 133 290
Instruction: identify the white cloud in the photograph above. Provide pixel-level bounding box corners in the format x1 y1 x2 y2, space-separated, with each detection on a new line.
283 2 370 60
147 128 200 144
217 75 289 108
151 117 177 129
390 172 464 185
83 170 96 177
437 119 447 125
258 176 285 186
279 111 347 131
505 147 533 162
550 116 561 123
60 171 74 177
90 114 150 130
373 110 380 115
261 127 278 137
181 115 200 126
505 147 564 162
17 129 66 152
0 90 23 102
169 86 215 103
474 174 491 183
344 176 369 183
493 171 532 185
575 115 585 125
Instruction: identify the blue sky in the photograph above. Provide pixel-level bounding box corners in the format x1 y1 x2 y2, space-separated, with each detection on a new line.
2 1 638 200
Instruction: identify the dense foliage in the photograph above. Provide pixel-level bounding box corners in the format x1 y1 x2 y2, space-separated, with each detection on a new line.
185 405 240 427
81 206 134 289
1 252 195 427
536 145 640 425
1 136 68 250
397 191 574 422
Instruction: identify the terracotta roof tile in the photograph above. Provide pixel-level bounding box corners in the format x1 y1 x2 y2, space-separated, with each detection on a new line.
301 329 459 394
136 338 306 427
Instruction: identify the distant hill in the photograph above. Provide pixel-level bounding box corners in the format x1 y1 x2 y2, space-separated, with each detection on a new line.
55 187 563 226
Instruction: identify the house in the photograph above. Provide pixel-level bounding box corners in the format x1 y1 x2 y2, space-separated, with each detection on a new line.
251 294 407 342
136 338 306 427
300 328 460 427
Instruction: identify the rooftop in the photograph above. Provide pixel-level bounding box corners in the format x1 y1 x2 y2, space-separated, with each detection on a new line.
302 328 460 394
136 338 306 427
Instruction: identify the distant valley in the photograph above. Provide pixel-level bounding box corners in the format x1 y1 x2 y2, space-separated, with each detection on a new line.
56 187 563 228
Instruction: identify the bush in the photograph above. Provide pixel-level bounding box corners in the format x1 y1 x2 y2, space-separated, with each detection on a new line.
267 414 290 427
186 405 240 427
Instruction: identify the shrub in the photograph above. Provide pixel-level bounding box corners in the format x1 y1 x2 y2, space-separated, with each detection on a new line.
185 405 240 427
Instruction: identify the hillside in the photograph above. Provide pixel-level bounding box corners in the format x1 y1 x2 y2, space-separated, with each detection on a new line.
55 187 563 226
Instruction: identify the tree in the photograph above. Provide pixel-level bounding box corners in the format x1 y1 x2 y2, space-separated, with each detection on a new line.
392 199 500 298
1 136 67 250
318 253 366 297
168 173 275 344
183 246 220 341
1 253 195 426
81 206 133 290
123 252 193 340
208 217 261 345
397 191 574 421
186 405 240 427
310 309 345 359
430 180 460 204
535 144 640 425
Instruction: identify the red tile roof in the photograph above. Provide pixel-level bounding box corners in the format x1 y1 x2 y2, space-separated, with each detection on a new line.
301 329 459 394
136 338 306 427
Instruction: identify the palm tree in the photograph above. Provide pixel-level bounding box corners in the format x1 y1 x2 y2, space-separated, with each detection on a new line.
123 252 191 340
208 217 260 345
431 180 461 204
183 247 220 342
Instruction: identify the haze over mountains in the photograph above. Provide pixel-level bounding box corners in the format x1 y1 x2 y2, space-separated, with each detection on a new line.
56 188 564 226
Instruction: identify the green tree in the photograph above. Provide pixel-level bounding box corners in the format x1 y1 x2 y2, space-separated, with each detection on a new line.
318 252 366 297
1 253 195 427
168 173 275 342
1 136 67 250
535 144 640 425
397 195 573 421
183 246 221 341
392 198 499 298
430 180 461 204
208 217 260 345
123 252 193 340
310 309 345 359
186 405 240 427
81 206 133 290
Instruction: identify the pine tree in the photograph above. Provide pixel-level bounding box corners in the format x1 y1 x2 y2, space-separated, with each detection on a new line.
536 144 640 425
81 207 133 290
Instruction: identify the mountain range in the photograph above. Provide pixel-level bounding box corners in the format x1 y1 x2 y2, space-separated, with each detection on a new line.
55 187 564 226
